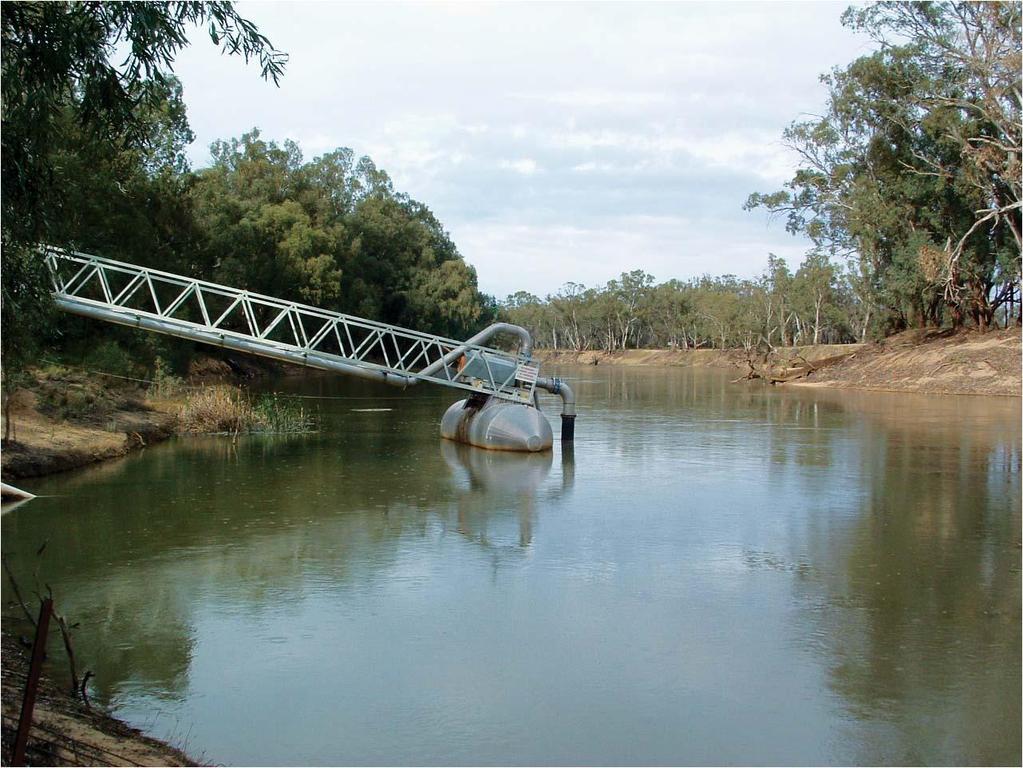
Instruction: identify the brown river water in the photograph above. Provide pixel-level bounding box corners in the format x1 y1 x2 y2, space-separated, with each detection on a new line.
2 364 1020 765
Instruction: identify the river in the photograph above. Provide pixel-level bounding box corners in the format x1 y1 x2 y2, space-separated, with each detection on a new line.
2 365 1020 765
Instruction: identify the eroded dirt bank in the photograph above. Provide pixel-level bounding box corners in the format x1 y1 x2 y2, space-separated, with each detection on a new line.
788 328 1020 396
536 329 1021 396
1 371 178 482
536 343 864 370
1 355 282 483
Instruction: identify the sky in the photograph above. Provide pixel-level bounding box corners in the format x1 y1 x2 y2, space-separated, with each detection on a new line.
170 1 874 299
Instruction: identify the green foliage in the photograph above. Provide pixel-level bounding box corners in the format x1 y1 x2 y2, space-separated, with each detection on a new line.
252 393 315 434
81 341 139 379
192 130 492 339
1 1 285 380
150 357 184 400
501 256 861 353
746 1 1021 333
0 242 55 373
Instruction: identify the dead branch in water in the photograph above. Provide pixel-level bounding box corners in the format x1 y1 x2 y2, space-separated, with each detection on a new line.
4 548 92 706
732 355 763 383
1 554 36 627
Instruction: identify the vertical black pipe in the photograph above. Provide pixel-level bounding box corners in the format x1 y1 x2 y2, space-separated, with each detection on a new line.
561 414 576 442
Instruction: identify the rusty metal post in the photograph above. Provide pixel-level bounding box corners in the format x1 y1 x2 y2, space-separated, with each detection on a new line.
12 598 52 766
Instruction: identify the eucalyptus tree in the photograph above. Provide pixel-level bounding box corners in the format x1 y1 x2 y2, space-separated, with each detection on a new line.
746 1 1020 332
191 130 492 340
790 251 839 345
1 1 286 376
647 280 693 349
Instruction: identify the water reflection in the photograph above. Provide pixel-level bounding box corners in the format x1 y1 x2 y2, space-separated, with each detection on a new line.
1 366 1018 765
440 441 575 552
2 425 577 708
800 390 1021 765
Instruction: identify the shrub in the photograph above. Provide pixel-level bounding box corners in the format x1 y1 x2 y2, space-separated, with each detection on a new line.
252 392 314 433
179 386 255 433
149 357 183 399
179 387 316 434
81 340 138 378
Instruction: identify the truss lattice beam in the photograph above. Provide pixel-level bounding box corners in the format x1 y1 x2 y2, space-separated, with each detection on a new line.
43 248 540 402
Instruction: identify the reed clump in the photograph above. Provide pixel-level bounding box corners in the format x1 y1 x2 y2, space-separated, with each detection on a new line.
179 387 314 434
252 392 314 433
179 386 254 433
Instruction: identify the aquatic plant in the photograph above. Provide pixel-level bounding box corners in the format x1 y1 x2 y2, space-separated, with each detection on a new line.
179 387 315 434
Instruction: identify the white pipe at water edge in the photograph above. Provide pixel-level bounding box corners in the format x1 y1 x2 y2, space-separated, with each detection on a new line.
1 482 36 501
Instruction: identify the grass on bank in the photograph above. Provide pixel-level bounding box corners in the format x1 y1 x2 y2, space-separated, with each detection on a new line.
178 387 315 434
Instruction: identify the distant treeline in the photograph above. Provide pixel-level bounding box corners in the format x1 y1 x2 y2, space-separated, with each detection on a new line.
502 256 873 353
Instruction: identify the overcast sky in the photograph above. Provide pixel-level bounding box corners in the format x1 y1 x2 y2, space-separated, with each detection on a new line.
171 1 874 299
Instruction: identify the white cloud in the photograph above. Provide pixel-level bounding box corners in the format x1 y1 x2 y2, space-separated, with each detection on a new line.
498 158 539 175
171 1 873 294
452 215 809 299
511 89 671 109
546 127 793 182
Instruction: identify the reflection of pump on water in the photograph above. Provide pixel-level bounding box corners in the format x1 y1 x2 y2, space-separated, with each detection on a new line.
442 440 554 493
441 441 574 550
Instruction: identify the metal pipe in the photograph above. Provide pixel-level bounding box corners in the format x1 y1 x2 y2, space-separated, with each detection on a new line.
46 250 536 400
536 376 575 416
417 322 533 379
56 299 414 387
535 376 576 442
56 301 535 393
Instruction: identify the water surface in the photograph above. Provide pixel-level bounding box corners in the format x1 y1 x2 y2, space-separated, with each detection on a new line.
3 366 1020 765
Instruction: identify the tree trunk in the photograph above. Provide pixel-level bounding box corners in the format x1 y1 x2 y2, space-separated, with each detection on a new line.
813 293 823 345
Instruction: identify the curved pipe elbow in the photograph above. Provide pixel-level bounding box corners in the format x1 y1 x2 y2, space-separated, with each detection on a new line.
536 376 576 417
459 322 533 358
416 321 534 382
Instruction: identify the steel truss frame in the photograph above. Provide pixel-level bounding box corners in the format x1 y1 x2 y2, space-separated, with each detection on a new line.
43 248 539 402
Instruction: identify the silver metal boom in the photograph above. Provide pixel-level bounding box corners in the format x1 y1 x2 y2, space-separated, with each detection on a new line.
43 248 541 402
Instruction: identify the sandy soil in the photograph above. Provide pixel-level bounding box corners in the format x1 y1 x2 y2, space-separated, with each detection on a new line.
1 373 179 482
789 328 1020 396
536 330 1020 397
1 627 198 766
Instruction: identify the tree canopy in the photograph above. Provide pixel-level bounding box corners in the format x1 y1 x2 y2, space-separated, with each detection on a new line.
746 0 1021 333
1 1 286 372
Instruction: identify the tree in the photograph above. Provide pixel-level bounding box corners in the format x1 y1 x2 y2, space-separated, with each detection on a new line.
762 254 794 347
647 280 692 349
191 130 492 340
746 2 1021 333
1 1 286 379
845 2 1021 255
793 250 840 344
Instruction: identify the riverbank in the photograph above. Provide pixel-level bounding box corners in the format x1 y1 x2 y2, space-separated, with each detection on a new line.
537 342 862 370
1 624 198 766
787 327 1020 396
0 355 293 483
536 329 1020 396
1 368 179 482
